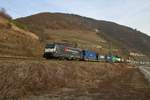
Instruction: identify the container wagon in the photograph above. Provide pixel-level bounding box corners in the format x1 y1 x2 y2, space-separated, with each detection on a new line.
81 50 98 61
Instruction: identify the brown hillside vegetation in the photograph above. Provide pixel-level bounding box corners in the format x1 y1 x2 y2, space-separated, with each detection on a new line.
0 15 42 57
42 29 111 54
16 12 150 57
0 60 150 100
0 12 150 100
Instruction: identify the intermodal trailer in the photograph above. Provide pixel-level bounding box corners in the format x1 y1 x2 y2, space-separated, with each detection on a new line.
98 55 106 62
43 43 81 60
105 55 121 63
105 55 112 62
81 50 98 61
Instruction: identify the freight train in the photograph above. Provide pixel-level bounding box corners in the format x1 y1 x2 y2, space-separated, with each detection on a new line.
43 43 122 63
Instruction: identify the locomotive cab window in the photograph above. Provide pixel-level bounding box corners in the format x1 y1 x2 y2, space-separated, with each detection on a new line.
45 44 55 48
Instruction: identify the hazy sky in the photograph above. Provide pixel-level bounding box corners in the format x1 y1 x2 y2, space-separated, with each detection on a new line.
0 0 150 36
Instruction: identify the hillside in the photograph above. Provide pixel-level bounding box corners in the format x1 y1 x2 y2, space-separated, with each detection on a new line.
1 60 150 100
16 12 150 57
0 12 150 100
0 13 42 57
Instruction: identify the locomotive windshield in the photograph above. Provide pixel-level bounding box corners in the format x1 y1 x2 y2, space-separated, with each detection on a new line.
45 44 55 49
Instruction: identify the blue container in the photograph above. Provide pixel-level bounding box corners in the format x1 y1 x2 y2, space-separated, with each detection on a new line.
81 50 97 61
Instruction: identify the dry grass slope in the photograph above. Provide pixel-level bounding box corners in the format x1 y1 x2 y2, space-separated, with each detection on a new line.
0 16 42 57
0 60 149 100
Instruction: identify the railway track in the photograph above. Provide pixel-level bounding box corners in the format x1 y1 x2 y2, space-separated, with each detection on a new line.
0 56 149 66
0 56 44 60
0 56 76 62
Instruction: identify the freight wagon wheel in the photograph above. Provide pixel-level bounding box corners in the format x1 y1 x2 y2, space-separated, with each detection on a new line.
60 57 66 60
